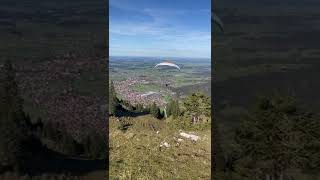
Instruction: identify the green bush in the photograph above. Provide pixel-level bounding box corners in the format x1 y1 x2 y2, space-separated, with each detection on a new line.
233 95 320 179
170 115 211 131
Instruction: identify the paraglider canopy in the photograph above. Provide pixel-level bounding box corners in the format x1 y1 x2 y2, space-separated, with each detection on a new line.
212 12 224 32
154 61 181 70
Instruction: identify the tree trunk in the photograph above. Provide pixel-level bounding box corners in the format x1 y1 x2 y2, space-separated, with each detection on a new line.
279 171 284 180
266 174 270 180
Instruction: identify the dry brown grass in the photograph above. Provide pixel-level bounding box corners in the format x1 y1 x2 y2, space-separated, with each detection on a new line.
109 115 211 180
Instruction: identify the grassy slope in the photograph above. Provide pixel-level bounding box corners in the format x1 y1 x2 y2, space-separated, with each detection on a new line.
109 115 211 180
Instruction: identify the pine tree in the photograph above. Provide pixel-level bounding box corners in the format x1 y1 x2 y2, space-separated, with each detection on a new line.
183 92 211 123
84 131 106 158
136 104 144 112
84 134 92 156
0 59 30 170
166 98 180 119
109 81 119 115
212 109 225 179
150 102 160 119
0 60 24 121
61 133 76 155
172 99 180 119
42 121 56 140
166 99 173 117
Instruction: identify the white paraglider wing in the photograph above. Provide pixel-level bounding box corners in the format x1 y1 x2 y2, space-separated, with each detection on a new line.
212 13 224 32
154 62 181 70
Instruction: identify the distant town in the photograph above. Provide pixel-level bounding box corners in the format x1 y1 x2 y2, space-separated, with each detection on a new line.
14 54 107 140
113 77 176 107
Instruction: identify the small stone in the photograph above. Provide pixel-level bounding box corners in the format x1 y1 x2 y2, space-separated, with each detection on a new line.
160 141 170 148
179 132 200 142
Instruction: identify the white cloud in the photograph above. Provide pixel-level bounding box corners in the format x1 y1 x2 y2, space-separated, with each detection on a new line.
109 1 211 58
109 20 170 36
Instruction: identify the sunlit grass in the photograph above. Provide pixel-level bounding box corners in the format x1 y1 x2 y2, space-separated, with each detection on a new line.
109 115 211 180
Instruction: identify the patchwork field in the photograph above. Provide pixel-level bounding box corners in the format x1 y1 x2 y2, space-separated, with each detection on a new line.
109 57 212 105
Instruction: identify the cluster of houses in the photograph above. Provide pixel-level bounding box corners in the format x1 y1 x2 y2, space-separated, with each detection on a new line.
113 77 166 107
15 55 107 140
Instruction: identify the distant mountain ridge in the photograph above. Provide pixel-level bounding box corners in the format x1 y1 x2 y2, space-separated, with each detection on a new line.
109 56 211 63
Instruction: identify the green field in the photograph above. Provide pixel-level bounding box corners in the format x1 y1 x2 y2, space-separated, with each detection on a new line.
109 57 211 97
131 83 162 92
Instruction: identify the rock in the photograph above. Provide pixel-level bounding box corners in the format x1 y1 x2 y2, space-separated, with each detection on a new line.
173 137 183 142
179 132 200 142
156 131 160 134
160 141 170 148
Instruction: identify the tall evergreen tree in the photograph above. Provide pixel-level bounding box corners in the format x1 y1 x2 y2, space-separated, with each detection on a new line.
167 98 180 119
166 99 173 117
136 104 144 112
84 131 106 158
0 59 30 170
183 92 211 123
172 99 180 119
150 102 160 119
212 119 224 175
109 81 119 115
0 60 24 122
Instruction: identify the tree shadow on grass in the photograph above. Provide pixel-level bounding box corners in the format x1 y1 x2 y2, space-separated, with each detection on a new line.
115 105 149 118
22 139 107 176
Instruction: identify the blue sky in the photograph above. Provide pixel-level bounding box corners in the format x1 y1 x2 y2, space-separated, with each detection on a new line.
109 0 211 58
